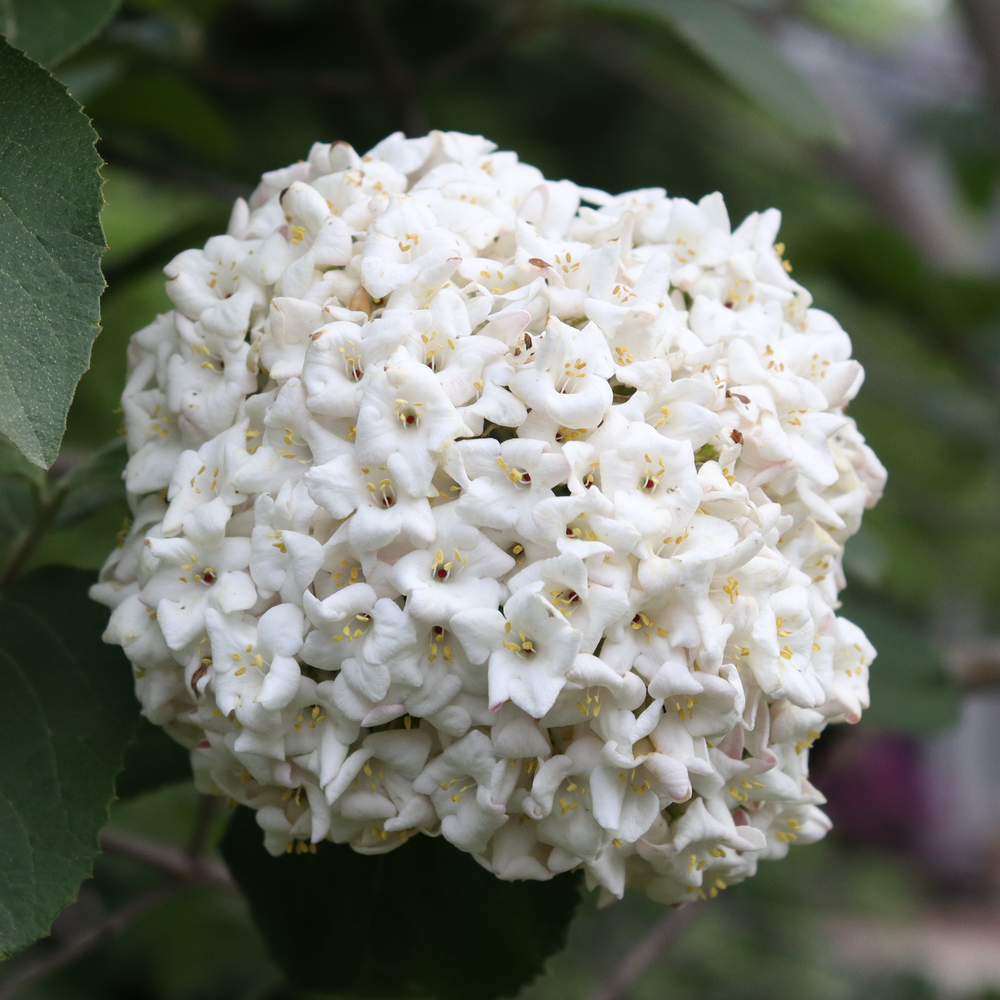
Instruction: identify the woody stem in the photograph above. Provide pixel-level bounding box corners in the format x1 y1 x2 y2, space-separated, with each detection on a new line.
0 486 67 594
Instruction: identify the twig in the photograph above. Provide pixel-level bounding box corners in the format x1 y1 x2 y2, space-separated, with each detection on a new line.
346 0 425 136
0 816 233 997
0 883 176 1000
186 794 223 858
0 489 65 594
98 828 234 889
584 905 695 1000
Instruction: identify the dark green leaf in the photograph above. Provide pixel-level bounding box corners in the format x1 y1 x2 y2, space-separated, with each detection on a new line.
0 434 45 488
2 0 121 67
582 0 842 142
55 438 126 528
839 588 960 734
221 806 582 999
0 477 34 546
0 566 138 957
0 434 44 545
0 38 106 468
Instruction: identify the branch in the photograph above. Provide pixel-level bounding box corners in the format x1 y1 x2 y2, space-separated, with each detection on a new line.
0 883 176 1000
585 905 695 1000
99 828 234 890
0 822 234 997
0 486 65 594
187 794 223 857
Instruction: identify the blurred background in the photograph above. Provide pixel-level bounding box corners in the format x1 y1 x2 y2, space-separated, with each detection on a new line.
4 0 1000 996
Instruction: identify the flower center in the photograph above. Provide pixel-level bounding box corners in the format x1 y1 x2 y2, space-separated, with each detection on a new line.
439 775 475 803
366 478 396 508
631 613 667 642
333 612 372 643
430 548 467 581
503 627 536 655
149 404 171 439
331 558 362 588
654 406 671 428
557 358 588 393
655 528 690 555
423 335 457 373
341 341 363 381
428 625 454 662
395 399 422 427
639 455 665 493
555 426 585 444
674 695 698 720
614 345 635 367
564 518 598 542
550 588 580 616
496 456 531 486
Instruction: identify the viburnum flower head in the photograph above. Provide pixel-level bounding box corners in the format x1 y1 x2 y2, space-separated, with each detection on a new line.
93 130 886 905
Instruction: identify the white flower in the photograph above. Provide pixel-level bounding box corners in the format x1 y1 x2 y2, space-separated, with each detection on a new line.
389 505 514 625
93 129 884 905
249 483 324 604
305 453 436 558
451 437 570 541
355 347 468 497
139 532 256 652
205 602 305 712
508 321 614 430
452 583 584 718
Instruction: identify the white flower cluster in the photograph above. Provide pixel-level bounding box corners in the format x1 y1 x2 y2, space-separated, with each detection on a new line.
93 131 886 905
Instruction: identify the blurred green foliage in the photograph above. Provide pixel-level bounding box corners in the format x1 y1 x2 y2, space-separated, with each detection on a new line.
3 0 999 995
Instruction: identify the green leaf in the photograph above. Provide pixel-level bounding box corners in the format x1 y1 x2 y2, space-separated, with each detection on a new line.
0 476 34 546
221 806 582 999
583 0 842 142
0 38 106 469
839 588 960 734
0 433 45 489
1 0 121 67
55 437 126 529
0 566 138 957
